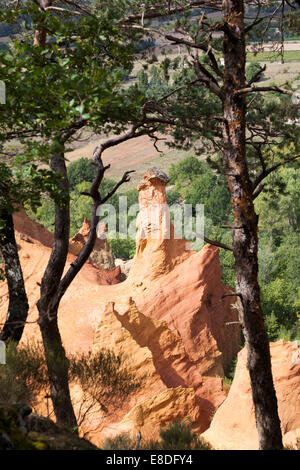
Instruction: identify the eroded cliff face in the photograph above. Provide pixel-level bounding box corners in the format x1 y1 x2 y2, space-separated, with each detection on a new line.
13 207 54 248
1 168 241 445
86 168 241 443
201 340 300 450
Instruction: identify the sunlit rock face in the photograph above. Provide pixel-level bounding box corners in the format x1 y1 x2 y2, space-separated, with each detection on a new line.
201 340 300 450
3 168 241 445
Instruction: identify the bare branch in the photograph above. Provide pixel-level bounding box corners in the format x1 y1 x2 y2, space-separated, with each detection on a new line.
252 183 266 200
246 64 266 87
92 125 145 164
235 85 293 96
245 17 265 33
61 0 94 16
102 170 136 204
44 6 83 15
195 232 233 251
53 165 135 307
120 2 222 25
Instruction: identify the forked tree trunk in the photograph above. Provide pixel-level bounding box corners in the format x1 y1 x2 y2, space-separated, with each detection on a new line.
33 5 77 430
36 150 77 430
0 210 29 343
222 0 282 449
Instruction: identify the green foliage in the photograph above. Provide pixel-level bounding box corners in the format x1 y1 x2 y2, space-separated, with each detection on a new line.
223 357 238 389
0 2 144 235
102 433 136 450
67 158 97 191
166 189 182 205
31 177 139 259
256 155 300 334
108 236 136 260
168 155 231 234
0 155 64 228
0 404 36 450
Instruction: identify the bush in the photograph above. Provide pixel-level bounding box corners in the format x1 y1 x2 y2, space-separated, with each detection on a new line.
159 420 211 450
0 343 140 422
69 349 141 410
102 433 136 450
246 62 265 83
0 342 48 407
108 236 136 260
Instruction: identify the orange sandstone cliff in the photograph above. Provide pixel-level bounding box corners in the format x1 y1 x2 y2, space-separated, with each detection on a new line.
201 339 300 450
1 167 241 445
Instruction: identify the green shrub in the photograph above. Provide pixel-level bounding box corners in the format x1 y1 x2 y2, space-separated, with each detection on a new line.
159 420 211 450
246 62 265 83
101 420 211 450
108 236 136 260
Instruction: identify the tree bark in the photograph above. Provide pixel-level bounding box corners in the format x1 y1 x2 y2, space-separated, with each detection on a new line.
36 149 77 430
0 210 29 343
222 0 283 450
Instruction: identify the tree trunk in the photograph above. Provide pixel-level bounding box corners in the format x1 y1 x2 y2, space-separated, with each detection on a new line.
36 149 77 430
222 0 283 450
0 210 29 343
32 5 77 430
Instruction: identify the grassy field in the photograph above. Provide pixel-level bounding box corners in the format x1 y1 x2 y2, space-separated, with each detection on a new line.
247 50 300 63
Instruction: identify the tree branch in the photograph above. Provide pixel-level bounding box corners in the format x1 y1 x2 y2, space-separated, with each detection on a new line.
92 125 145 164
120 2 221 25
246 64 266 87
252 154 300 192
235 85 293 96
245 17 265 33
101 170 136 204
44 6 83 15
195 232 233 251
52 166 134 307
194 57 224 99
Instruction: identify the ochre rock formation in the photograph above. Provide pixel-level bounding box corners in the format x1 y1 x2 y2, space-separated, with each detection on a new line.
111 387 204 441
90 298 230 444
69 218 115 271
95 266 122 285
1 167 241 445
201 340 300 450
114 258 134 279
13 207 54 248
14 208 115 271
